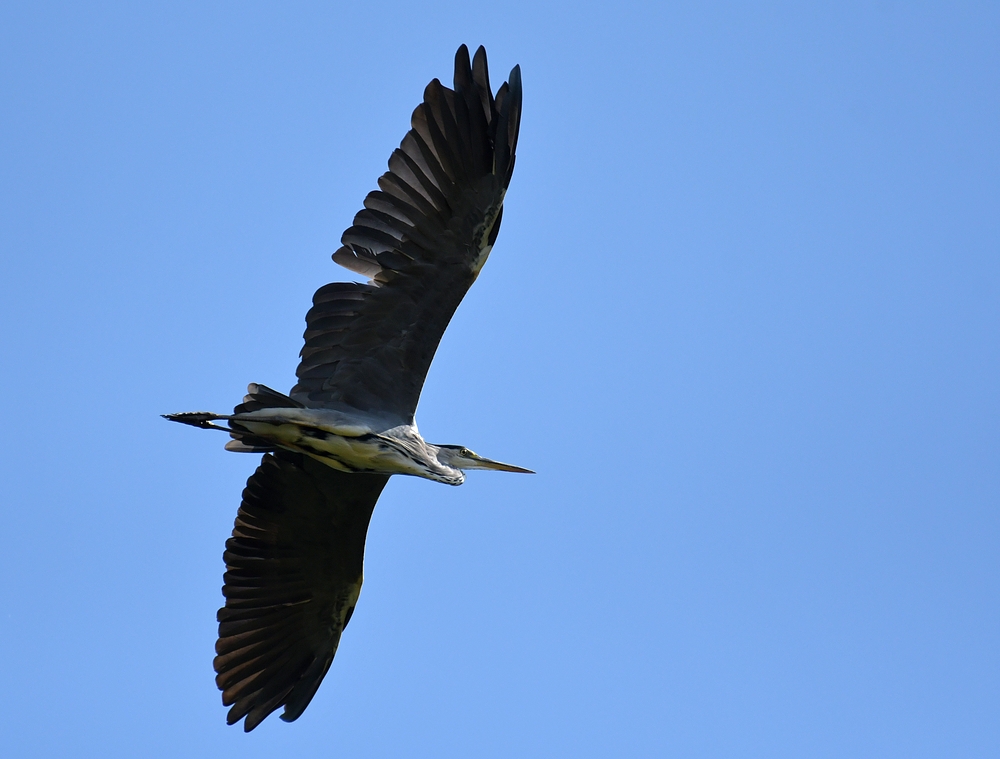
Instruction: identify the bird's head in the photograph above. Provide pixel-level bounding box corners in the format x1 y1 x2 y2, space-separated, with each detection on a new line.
434 445 534 475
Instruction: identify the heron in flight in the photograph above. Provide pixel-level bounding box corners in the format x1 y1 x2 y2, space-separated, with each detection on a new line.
165 45 527 731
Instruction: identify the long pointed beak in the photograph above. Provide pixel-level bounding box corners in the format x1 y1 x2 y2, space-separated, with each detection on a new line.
471 455 535 474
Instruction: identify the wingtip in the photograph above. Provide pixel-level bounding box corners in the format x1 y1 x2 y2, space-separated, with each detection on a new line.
507 64 522 99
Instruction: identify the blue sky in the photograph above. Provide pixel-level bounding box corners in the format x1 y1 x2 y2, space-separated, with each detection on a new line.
1 2 997 756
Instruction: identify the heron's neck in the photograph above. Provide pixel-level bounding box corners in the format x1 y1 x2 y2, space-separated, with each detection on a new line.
382 428 465 485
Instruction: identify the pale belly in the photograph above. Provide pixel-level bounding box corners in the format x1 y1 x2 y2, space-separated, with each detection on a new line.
237 420 430 477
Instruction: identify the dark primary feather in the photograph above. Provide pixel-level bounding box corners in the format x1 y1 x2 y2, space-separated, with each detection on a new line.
216 451 388 731
292 44 522 423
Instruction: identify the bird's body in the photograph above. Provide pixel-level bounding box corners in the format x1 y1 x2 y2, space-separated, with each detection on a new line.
165 45 525 731
233 411 460 483
168 401 528 485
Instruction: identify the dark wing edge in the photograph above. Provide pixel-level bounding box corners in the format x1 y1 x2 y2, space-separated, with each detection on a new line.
291 45 522 421
214 451 389 731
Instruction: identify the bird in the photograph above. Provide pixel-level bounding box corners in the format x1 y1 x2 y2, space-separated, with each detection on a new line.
164 44 527 731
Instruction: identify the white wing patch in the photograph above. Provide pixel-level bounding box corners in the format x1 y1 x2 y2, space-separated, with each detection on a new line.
471 243 494 276
470 193 505 277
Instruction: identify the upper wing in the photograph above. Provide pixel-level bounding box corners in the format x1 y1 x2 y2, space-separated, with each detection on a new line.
291 45 522 423
214 450 389 731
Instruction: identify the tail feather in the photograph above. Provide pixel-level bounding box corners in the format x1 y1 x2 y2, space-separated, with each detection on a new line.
234 384 303 415
228 383 302 453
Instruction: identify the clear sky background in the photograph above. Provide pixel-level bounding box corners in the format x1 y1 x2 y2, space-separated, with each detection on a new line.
1 2 997 757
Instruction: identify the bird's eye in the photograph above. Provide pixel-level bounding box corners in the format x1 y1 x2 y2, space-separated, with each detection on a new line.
461 448 472 457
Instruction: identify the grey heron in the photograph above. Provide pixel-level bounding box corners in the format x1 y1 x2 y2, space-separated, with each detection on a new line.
165 45 527 731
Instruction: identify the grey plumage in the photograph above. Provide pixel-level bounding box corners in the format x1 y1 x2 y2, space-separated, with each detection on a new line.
165 44 524 731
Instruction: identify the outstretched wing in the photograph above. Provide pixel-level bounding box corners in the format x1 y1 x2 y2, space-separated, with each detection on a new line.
291 45 522 423
214 451 389 731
